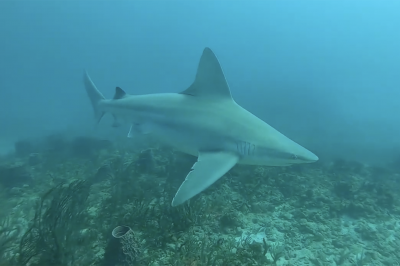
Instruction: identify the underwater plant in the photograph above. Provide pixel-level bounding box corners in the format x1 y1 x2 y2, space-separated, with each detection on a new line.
17 180 91 266
268 242 285 265
0 218 19 262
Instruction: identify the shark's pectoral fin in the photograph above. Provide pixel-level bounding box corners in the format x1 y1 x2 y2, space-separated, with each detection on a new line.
171 151 239 206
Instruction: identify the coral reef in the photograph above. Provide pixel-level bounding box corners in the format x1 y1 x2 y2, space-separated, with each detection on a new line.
0 136 399 265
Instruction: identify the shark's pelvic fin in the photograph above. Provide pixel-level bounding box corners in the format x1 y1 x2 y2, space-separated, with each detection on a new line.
113 87 127 100
83 71 106 123
171 151 239 206
180 47 234 102
112 115 121 127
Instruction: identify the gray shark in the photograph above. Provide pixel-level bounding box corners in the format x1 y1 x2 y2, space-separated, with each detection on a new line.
84 47 318 206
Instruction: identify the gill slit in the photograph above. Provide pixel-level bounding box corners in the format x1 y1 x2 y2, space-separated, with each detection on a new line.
236 141 256 157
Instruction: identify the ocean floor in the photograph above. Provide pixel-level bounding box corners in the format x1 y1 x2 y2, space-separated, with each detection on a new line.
0 136 399 265
0 138 15 157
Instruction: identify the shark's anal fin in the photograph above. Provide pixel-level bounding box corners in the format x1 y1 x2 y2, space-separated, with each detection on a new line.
171 151 239 206
127 123 153 138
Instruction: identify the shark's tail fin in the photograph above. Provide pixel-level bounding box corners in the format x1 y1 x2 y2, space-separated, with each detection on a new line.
83 71 106 123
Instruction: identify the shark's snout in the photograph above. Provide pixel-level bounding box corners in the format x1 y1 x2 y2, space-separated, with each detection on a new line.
298 150 319 163
310 152 319 162
285 140 318 164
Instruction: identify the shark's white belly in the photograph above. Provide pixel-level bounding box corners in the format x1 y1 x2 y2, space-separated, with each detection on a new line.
133 116 273 166
141 118 229 157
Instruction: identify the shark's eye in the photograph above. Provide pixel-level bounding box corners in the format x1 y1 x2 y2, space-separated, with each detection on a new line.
291 154 298 160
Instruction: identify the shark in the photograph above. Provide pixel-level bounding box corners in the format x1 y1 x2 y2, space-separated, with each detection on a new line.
83 47 318 206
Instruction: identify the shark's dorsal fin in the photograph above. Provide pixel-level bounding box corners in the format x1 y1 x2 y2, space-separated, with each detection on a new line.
113 87 127 100
180 47 233 101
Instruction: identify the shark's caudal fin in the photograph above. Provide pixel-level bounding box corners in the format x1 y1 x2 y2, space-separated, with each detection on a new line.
83 71 106 123
180 47 234 102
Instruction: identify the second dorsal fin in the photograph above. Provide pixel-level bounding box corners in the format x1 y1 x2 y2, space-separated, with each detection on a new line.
113 87 127 100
